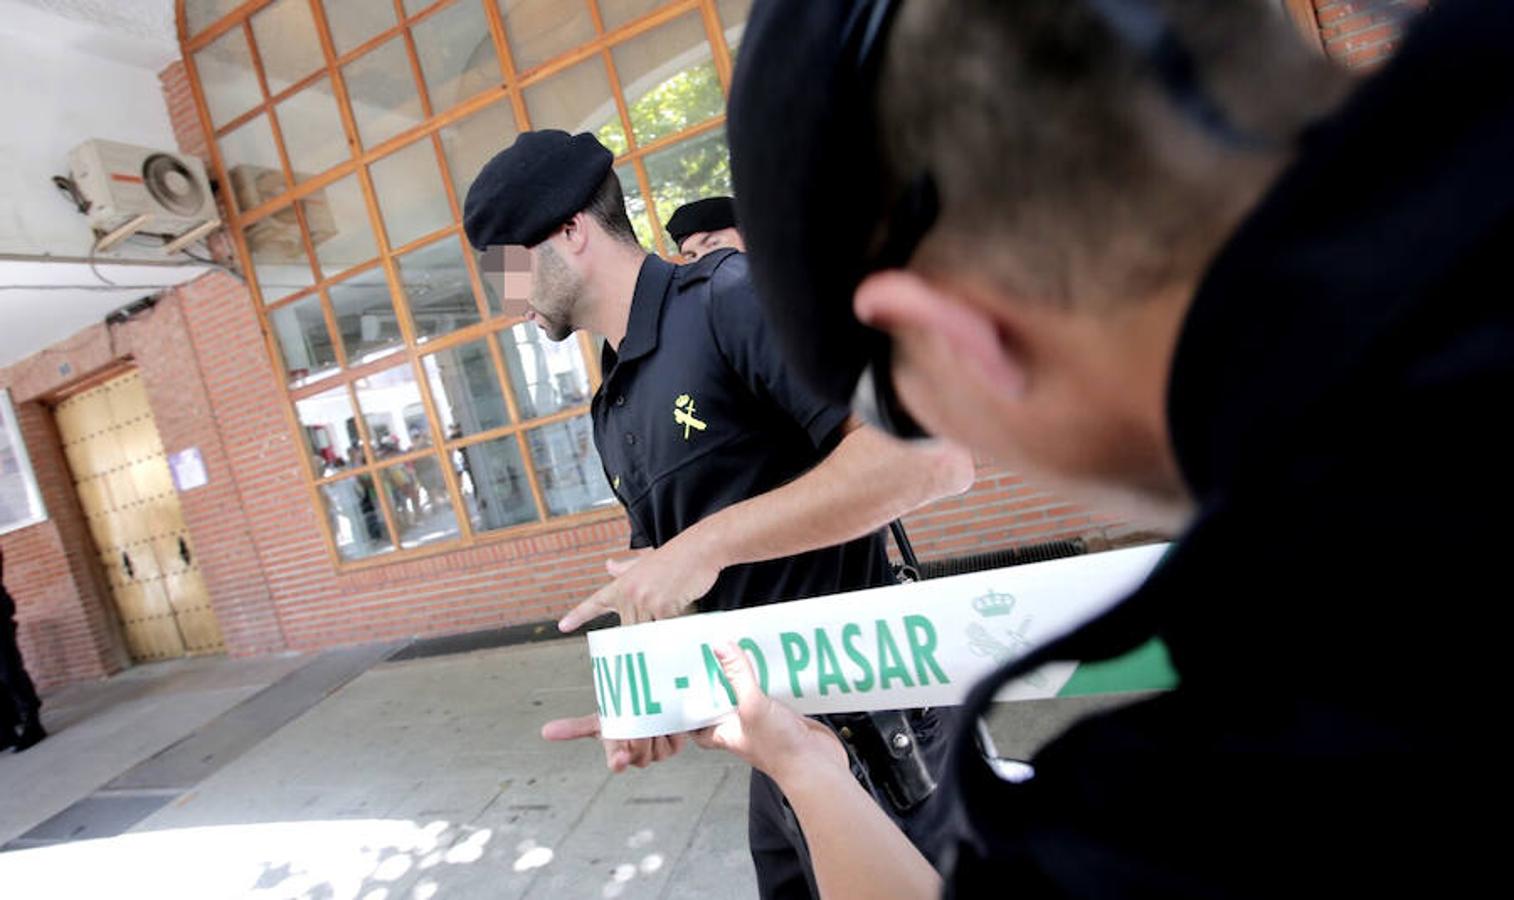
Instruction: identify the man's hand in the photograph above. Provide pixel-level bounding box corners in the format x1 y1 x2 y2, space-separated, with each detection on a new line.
696 643 941 899
692 642 848 785
558 534 723 632
541 713 687 773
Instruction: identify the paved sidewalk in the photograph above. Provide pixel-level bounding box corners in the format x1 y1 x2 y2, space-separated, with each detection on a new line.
0 635 1137 898
0 651 309 848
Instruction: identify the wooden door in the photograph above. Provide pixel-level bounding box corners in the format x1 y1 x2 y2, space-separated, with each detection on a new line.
54 370 224 661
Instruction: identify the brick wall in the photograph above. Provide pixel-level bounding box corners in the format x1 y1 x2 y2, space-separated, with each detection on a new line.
0 398 127 692
0 283 293 688
115 281 287 657
899 464 1143 564
1312 0 1430 69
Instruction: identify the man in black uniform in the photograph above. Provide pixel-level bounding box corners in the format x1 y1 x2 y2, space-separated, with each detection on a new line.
462 130 974 898
666 195 745 262
1 547 45 752
692 0 1511 896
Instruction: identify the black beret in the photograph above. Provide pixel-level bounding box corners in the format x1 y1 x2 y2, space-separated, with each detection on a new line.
729 1 893 407
665 196 738 246
463 130 614 250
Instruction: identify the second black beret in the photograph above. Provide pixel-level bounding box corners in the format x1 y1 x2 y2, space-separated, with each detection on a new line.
665 196 738 245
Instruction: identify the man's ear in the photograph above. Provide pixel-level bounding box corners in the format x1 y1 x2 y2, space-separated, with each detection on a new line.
559 212 590 255
854 270 1028 399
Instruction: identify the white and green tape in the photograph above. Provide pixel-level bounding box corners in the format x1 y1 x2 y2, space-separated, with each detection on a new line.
587 544 1175 739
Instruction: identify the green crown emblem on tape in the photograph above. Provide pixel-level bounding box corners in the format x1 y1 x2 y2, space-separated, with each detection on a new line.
972 590 1016 618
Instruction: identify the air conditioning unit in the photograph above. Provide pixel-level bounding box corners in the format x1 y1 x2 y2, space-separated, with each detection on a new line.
228 163 337 261
68 140 220 248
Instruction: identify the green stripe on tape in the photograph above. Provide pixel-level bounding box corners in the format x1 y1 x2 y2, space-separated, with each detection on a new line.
1058 638 1177 697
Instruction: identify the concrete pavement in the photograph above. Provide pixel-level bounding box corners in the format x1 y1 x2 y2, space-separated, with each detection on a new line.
0 634 1138 898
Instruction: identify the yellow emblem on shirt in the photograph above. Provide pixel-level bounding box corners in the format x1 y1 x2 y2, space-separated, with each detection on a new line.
673 393 707 440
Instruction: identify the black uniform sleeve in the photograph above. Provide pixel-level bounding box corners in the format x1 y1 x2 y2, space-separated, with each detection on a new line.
627 513 652 550
705 255 851 448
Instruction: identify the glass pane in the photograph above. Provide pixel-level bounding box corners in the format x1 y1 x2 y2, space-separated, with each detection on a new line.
457 435 539 531
439 98 519 218
370 138 454 249
497 0 595 73
382 457 460 548
307 173 377 278
422 339 509 438
270 295 337 385
413 0 499 115
196 26 261 128
329 267 404 365
322 0 397 56
471 245 504 316
354 363 430 456
498 323 592 420
295 385 363 476
252 0 326 94
185 0 246 38
598 0 665 31
614 165 655 251
716 0 751 56
527 416 615 516
522 56 627 156
643 128 731 235
320 473 395 560
276 79 351 180
343 36 425 149
396 237 482 341
245 208 317 304
613 13 722 148
220 114 286 212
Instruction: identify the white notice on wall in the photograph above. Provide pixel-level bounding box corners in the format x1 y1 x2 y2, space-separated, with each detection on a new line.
170 447 208 492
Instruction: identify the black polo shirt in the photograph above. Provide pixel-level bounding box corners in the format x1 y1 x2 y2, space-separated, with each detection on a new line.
591 249 891 612
938 3 1511 896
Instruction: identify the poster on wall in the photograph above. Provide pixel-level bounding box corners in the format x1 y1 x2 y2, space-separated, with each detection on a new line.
169 447 208 492
0 389 48 536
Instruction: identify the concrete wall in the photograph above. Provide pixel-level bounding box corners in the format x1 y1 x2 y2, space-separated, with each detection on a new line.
0 2 180 260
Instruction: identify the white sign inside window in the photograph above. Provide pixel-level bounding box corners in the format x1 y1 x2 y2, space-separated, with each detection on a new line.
0 389 48 536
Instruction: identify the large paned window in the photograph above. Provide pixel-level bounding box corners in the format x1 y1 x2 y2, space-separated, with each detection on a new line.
181 0 752 564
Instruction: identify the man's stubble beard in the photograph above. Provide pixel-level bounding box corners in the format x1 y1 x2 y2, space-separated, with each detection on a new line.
530 242 584 342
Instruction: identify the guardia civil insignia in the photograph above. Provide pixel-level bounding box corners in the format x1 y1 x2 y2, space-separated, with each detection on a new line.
673 393 707 440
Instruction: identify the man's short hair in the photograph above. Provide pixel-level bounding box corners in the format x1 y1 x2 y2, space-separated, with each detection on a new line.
584 172 640 247
880 0 1350 307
